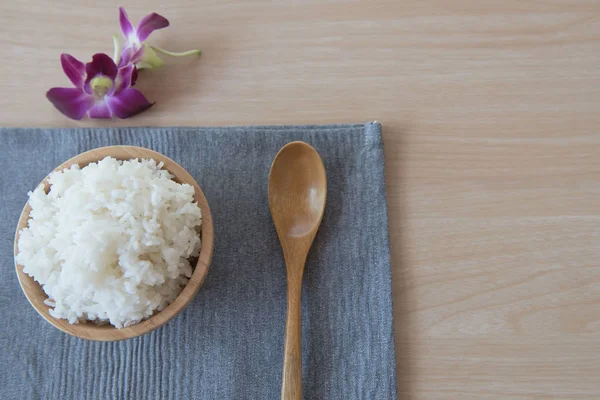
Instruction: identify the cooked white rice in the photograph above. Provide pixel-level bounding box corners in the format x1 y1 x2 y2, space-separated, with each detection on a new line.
16 156 202 328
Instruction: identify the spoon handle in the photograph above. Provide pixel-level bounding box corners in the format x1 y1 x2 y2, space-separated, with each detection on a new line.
281 277 302 400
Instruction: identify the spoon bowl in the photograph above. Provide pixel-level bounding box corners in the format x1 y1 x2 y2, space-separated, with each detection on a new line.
269 142 327 240
268 141 327 400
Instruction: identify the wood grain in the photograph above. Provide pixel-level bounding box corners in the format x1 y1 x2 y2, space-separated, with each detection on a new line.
13 146 214 341
1 0 600 397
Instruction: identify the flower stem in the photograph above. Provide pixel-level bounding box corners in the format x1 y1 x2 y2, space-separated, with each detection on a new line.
150 46 201 57
112 34 121 64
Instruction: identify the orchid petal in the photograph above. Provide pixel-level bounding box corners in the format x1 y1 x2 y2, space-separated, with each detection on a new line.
60 54 86 88
114 64 134 94
88 100 112 118
135 44 164 69
83 80 92 95
46 88 94 120
136 12 169 42
131 66 138 86
106 88 153 118
85 53 118 81
119 7 136 42
118 47 133 68
130 46 146 65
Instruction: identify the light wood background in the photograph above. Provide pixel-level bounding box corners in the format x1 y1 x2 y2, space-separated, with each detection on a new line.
2 1 600 398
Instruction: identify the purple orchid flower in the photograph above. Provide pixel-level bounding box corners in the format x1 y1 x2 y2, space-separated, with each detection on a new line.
116 7 200 69
47 53 153 120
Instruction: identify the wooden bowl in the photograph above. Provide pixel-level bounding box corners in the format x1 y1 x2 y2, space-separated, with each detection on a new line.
13 146 214 341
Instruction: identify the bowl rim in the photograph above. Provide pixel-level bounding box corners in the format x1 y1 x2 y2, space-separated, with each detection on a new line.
13 145 214 341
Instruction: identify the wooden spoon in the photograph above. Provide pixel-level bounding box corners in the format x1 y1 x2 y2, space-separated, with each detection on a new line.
268 141 327 400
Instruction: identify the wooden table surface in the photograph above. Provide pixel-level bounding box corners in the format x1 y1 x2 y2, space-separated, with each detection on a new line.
2 1 599 398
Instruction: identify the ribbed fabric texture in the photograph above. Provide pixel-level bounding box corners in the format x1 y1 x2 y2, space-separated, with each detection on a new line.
0 123 397 400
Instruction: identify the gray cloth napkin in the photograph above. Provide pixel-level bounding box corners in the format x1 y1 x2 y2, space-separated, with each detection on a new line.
0 123 397 400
